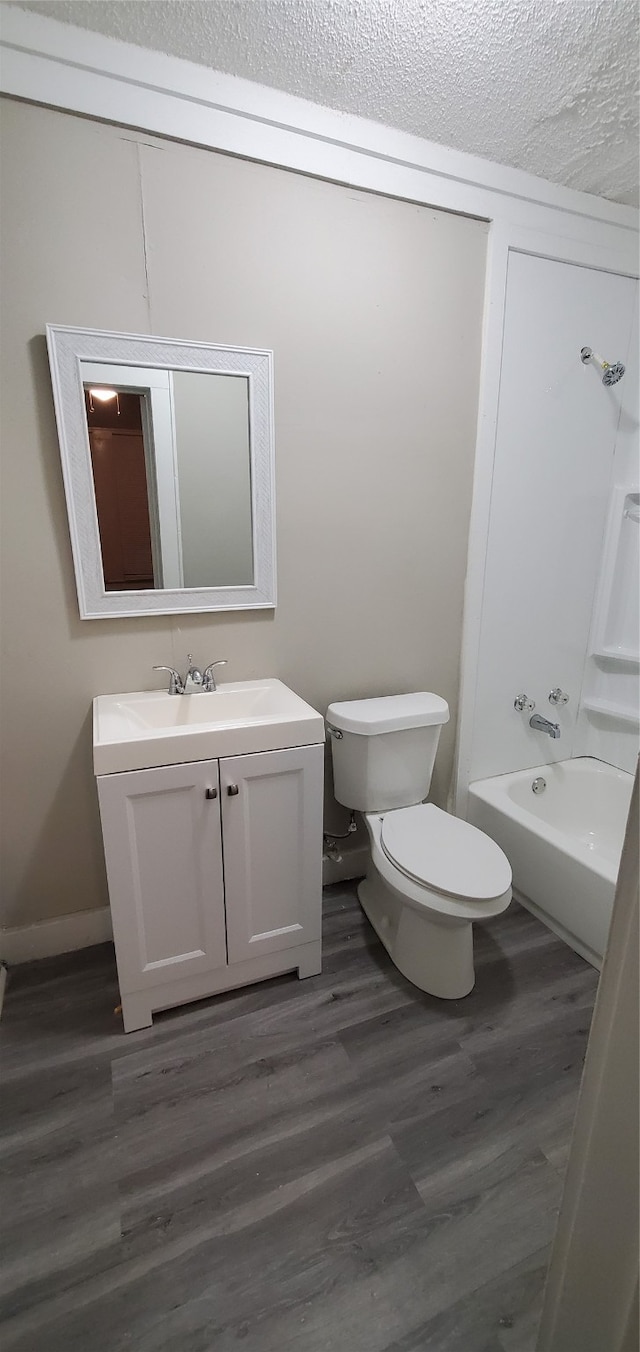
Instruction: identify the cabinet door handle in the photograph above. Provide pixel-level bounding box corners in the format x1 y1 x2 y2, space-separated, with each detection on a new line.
227 784 239 796
205 787 218 800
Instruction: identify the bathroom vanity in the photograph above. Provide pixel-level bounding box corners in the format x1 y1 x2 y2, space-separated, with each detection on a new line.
93 681 324 1031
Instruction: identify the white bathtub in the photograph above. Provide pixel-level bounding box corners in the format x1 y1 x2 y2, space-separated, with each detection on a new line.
468 757 634 969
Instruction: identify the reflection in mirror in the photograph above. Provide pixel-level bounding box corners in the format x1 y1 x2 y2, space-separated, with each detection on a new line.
85 386 151 589
82 364 253 593
46 326 275 619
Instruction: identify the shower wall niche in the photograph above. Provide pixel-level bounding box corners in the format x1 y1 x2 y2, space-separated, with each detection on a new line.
465 252 638 786
595 491 639 663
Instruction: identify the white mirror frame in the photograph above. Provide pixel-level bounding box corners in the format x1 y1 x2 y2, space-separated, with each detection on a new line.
46 325 276 618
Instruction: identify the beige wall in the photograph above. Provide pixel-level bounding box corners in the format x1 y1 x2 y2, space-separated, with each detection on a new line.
0 98 487 929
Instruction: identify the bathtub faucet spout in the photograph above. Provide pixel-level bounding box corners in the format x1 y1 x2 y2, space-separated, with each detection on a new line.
529 713 561 739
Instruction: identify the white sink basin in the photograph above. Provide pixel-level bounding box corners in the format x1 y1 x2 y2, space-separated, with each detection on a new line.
93 680 325 774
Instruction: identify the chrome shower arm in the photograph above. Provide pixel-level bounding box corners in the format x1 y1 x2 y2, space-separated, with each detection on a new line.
580 346 625 387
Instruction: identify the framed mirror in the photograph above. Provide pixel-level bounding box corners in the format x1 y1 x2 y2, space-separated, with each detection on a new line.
46 325 276 618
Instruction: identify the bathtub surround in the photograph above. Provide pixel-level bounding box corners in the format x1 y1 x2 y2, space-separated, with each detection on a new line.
463 252 638 789
0 99 487 934
0 887 598 1350
455 244 638 966
455 238 638 968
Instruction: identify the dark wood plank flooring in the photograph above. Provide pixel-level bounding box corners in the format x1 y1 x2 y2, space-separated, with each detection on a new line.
0 886 598 1351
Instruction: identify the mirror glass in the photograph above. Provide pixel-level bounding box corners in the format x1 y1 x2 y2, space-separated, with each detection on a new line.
81 363 253 591
46 327 276 619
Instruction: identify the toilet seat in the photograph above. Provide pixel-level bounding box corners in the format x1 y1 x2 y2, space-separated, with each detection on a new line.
360 809 512 997
380 803 512 902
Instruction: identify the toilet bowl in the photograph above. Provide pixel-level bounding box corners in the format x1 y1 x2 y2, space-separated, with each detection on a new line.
326 691 512 999
360 805 512 998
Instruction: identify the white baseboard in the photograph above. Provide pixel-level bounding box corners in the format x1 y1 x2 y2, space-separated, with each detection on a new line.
0 907 113 965
322 845 368 887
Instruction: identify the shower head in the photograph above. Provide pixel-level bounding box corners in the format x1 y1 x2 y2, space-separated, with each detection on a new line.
580 346 626 386
601 362 626 387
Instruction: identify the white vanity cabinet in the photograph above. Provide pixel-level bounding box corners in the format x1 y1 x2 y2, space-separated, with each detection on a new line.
97 742 324 1032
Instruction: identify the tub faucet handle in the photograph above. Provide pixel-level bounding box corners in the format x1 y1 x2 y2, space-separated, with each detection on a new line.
548 688 570 706
514 694 535 714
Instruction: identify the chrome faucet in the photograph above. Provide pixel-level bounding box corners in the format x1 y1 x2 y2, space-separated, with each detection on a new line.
184 654 204 690
153 655 227 695
529 712 561 739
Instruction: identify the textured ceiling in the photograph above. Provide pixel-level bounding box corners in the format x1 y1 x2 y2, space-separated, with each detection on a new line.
10 0 640 206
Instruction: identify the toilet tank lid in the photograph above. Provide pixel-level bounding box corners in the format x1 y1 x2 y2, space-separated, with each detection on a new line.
326 693 450 735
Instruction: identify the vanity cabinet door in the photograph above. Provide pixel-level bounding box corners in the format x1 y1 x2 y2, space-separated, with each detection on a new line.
97 760 226 995
220 744 323 965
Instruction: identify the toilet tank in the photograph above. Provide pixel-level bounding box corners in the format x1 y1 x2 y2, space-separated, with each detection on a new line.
326 693 450 813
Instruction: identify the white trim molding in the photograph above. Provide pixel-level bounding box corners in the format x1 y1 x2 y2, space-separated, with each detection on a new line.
1 907 113 965
0 5 637 254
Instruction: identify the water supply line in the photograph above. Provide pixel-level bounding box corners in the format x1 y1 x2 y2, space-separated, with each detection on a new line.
323 811 357 862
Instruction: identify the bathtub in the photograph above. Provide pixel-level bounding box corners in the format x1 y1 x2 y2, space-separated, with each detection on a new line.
468 757 634 969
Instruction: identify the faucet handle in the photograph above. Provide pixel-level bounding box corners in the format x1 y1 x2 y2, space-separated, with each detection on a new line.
203 660 227 692
514 694 535 714
153 665 185 696
548 688 569 706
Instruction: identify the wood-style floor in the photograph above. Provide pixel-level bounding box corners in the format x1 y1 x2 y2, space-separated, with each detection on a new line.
0 886 598 1352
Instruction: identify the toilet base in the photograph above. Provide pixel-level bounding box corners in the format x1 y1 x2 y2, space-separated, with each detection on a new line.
358 870 475 1000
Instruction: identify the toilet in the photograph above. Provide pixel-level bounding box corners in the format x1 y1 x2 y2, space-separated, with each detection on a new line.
326 692 512 999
